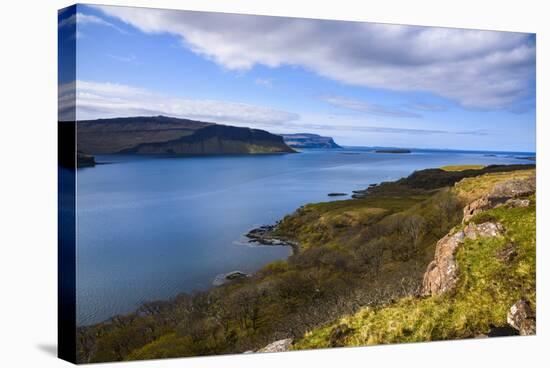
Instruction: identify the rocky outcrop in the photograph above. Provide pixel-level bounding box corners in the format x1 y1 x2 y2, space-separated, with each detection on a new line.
421 231 465 296
463 221 504 239
422 222 504 296
505 198 530 208
257 338 293 353
423 174 535 299
463 175 535 222
246 225 300 254
212 271 249 286
507 299 536 335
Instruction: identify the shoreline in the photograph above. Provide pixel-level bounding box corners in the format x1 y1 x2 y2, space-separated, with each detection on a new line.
245 225 301 255
77 162 535 329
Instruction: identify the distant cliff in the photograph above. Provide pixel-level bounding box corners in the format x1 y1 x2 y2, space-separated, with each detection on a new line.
123 124 295 155
281 133 341 149
76 116 295 155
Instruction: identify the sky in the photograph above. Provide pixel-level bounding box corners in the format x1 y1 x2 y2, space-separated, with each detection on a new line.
58 4 536 152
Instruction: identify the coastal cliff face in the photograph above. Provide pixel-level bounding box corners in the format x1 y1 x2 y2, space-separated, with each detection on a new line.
281 133 341 149
76 115 295 155
76 165 535 363
124 124 295 155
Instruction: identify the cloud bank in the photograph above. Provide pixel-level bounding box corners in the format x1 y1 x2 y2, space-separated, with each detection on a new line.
94 6 535 110
321 96 421 118
58 80 299 125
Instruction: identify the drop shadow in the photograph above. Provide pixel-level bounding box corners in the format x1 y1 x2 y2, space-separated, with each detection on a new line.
36 343 57 357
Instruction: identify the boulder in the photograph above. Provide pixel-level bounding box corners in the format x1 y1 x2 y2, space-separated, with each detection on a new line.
421 230 465 296
507 299 536 335
505 198 530 208
464 222 504 239
257 338 293 353
463 175 535 222
491 176 536 198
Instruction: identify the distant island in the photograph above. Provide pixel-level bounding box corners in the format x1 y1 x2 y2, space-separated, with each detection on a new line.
76 115 295 157
280 133 341 149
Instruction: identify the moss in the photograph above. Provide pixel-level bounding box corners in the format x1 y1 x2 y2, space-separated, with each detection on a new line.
441 164 485 172
294 194 536 349
125 334 194 361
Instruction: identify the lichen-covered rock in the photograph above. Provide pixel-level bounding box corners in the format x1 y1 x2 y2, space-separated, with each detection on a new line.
505 198 530 208
463 175 535 222
507 299 536 335
257 338 293 353
491 176 536 199
464 221 504 239
463 197 492 222
421 230 465 296
422 222 504 296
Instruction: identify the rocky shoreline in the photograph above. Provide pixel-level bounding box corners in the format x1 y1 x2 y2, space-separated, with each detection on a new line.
245 225 300 254
212 270 249 286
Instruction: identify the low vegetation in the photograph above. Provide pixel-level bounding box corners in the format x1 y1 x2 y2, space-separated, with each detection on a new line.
440 164 485 171
76 164 535 363
294 191 535 348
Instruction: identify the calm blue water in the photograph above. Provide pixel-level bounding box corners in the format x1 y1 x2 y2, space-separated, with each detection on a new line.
75 148 533 325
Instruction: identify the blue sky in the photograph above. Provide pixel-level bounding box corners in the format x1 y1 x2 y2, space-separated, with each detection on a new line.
59 4 536 152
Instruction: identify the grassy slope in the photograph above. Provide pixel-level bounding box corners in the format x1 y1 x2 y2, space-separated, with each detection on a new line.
294 170 535 348
441 164 485 172
274 190 432 251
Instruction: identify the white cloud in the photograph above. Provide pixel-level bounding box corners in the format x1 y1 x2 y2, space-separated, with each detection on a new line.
94 6 535 110
58 80 299 125
58 12 126 34
321 95 421 118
